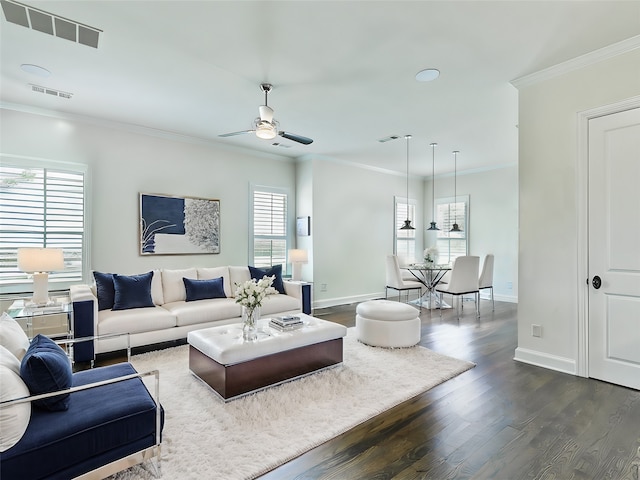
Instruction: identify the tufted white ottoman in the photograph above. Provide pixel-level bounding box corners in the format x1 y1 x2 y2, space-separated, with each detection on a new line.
355 300 421 347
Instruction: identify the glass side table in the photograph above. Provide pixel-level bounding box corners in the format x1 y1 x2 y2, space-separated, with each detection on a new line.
8 297 71 339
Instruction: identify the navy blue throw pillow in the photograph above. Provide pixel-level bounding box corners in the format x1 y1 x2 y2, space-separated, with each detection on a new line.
248 264 285 294
183 277 226 302
112 272 154 310
20 334 73 411
93 271 115 311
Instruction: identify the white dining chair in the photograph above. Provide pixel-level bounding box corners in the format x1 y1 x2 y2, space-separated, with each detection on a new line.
435 255 480 319
479 254 495 311
385 255 424 303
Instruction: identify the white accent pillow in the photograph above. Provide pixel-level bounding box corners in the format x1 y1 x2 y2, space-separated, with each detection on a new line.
197 267 231 298
0 365 31 452
151 270 164 305
0 312 30 360
229 266 251 297
0 344 21 374
161 268 197 304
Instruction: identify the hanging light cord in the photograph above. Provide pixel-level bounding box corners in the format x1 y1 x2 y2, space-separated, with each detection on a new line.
431 143 437 224
406 135 411 210
453 150 459 230
399 135 414 230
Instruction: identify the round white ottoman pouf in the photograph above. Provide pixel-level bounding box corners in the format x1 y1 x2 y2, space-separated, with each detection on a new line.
355 300 421 347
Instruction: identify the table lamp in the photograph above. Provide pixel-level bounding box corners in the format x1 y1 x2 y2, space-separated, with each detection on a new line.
288 249 308 282
17 247 64 306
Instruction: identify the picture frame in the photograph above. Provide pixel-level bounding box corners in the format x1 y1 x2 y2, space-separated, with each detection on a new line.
139 193 220 255
296 216 311 236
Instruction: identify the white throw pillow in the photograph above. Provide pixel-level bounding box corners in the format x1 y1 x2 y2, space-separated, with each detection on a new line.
0 344 21 374
229 266 251 297
0 364 31 452
0 312 30 360
151 270 164 305
161 268 197 304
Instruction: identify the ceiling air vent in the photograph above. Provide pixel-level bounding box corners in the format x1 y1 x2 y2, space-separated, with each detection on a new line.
378 135 400 143
1 0 101 48
30 84 73 99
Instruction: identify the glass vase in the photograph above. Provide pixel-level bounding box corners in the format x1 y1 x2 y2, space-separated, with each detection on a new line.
242 305 260 342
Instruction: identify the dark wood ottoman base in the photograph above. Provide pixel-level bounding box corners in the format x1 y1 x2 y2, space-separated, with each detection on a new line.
189 337 343 401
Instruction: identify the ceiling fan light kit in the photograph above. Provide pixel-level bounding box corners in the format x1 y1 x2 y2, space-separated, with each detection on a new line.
255 121 277 139
219 83 313 145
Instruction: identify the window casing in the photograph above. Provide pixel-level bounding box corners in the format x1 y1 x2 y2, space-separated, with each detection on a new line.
250 186 289 270
394 196 416 266
434 195 469 265
0 156 89 294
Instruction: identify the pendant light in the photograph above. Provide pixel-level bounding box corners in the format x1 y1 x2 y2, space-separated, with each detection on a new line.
427 142 440 231
399 135 415 230
450 150 462 232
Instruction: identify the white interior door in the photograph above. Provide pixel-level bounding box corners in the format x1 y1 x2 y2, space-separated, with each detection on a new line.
588 107 640 390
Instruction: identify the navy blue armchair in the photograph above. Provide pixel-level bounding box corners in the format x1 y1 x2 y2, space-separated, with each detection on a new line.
0 362 163 479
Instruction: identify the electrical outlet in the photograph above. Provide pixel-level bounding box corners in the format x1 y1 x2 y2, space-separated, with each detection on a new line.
320 283 327 292
532 324 542 337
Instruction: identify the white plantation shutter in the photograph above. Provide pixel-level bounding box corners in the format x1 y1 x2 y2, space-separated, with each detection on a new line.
394 196 416 265
435 195 469 264
0 160 87 294
252 188 288 269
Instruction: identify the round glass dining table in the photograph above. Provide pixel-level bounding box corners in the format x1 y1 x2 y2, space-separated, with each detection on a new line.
406 263 452 309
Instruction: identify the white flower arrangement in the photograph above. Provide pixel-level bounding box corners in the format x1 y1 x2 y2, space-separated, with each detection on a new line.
234 275 277 313
424 246 439 264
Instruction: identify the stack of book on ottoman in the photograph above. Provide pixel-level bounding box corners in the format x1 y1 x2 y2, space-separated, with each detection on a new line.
269 315 304 331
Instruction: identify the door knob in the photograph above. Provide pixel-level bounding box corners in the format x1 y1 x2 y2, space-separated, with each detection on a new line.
592 276 602 289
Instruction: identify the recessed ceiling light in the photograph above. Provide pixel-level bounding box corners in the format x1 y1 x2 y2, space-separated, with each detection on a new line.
415 68 440 82
21 64 51 77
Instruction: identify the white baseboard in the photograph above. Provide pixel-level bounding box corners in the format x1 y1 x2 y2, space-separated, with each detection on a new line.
492 293 518 303
313 292 384 310
514 347 577 375
315 292 518 310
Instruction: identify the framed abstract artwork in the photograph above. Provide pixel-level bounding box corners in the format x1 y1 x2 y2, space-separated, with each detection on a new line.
296 216 310 236
139 193 220 255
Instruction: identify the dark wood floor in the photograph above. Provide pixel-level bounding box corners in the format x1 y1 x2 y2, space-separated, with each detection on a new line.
258 299 640 480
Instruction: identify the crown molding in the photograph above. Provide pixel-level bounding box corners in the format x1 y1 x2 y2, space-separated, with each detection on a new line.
511 35 640 89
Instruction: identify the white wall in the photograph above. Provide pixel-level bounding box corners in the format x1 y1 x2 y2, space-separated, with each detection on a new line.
308 158 425 307
294 159 313 280
425 165 519 302
0 108 296 276
515 48 640 373
1 108 519 311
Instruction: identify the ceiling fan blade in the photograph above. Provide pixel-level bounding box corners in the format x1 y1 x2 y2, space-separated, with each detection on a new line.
218 130 254 137
278 131 313 145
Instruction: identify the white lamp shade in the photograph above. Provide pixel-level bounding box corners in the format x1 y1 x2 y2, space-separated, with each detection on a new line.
288 249 308 264
17 248 64 273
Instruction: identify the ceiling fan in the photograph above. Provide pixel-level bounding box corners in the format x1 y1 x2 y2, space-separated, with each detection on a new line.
219 83 313 145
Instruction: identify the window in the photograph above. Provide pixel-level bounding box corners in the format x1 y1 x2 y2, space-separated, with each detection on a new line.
0 157 88 294
394 196 416 265
434 195 469 265
251 186 289 269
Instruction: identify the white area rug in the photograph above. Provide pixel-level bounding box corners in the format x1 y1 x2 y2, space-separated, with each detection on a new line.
113 328 474 480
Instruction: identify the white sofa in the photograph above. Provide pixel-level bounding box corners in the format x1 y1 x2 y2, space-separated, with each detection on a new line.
69 266 304 360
